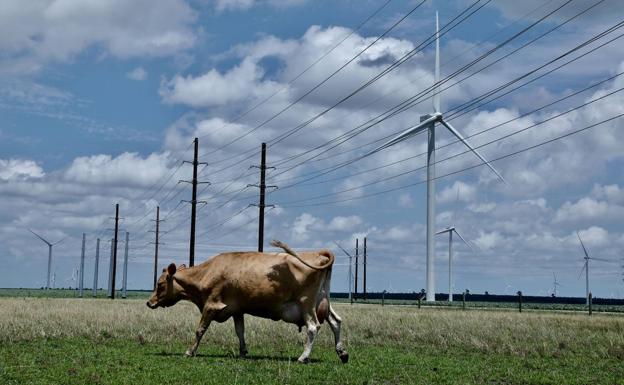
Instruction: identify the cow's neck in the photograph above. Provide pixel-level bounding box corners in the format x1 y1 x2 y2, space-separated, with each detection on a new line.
173 267 206 310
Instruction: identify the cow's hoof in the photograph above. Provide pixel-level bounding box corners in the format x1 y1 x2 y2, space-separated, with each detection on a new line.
339 351 349 364
185 350 195 357
239 349 248 358
297 357 311 364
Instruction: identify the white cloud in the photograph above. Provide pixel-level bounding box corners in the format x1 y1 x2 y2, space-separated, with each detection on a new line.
575 226 610 247
0 0 197 75
591 183 624 204
554 197 613 224
214 0 306 11
437 181 477 204
126 67 147 81
474 230 505 251
291 212 321 242
64 152 171 187
160 59 278 107
0 159 45 181
327 215 362 231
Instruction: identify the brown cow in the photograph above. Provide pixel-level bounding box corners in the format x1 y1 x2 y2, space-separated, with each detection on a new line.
146 240 348 364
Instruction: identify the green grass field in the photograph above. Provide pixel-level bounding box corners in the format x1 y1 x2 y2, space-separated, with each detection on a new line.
1 296 623 384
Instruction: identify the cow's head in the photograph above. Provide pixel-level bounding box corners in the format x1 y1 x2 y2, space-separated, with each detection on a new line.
146 263 186 309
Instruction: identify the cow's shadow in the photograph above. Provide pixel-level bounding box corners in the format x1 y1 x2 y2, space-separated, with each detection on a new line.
150 351 319 363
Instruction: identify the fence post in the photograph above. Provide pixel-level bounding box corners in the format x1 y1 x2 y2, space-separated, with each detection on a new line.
588 292 593 316
517 291 523 313
418 294 421 309
462 291 466 310
382 290 386 307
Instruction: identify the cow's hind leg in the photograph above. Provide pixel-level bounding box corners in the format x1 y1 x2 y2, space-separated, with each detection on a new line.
233 314 247 357
185 309 214 357
327 306 348 363
298 311 320 364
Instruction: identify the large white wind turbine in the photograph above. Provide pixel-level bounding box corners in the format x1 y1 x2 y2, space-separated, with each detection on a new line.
28 229 64 290
366 12 505 301
577 231 610 305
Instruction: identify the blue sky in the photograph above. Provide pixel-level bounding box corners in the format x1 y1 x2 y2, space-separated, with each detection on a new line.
1 0 623 298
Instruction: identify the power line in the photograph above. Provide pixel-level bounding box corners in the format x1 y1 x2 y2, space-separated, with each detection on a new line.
262 15 624 189
271 72 624 191
262 0 579 180
200 0 427 166
275 112 624 208
202 0 488 175
196 0 394 155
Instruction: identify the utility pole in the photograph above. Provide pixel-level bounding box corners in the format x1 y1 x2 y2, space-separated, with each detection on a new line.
122 231 129 299
354 238 359 300
250 143 276 252
79 233 85 298
93 238 100 297
182 138 208 267
107 238 114 297
111 203 120 299
150 206 164 289
363 237 367 300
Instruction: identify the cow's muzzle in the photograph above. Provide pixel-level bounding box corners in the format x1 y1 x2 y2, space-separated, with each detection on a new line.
146 301 158 309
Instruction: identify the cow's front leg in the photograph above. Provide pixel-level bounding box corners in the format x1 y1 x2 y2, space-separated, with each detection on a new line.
233 314 247 357
297 312 320 364
185 309 214 357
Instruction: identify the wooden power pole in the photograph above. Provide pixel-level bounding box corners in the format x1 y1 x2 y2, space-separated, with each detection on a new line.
150 206 164 289
182 138 208 267
354 238 359 300
111 203 119 299
250 143 276 252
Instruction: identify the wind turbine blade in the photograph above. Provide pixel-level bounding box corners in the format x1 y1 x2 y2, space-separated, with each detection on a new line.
438 118 507 184
28 228 52 246
435 228 452 235
451 186 459 227
364 114 440 157
576 231 590 259
590 257 614 263
433 11 440 113
52 237 66 246
577 263 586 280
333 241 353 258
453 229 474 251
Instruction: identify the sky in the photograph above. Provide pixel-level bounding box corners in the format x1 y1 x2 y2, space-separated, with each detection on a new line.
1 0 623 298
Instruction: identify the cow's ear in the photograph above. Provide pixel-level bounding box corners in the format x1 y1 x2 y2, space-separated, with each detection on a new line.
178 264 187 271
167 263 177 276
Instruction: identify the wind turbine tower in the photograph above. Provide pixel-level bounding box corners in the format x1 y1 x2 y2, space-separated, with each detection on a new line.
28 229 64 290
366 12 505 301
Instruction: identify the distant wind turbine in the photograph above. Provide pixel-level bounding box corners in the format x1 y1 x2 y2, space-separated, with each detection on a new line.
436 188 473 302
365 12 506 301
28 229 64 290
333 241 354 303
577 231 611 305
552 272 561 297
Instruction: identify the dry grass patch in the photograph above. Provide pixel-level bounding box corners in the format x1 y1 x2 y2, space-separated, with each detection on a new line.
1 298 623 360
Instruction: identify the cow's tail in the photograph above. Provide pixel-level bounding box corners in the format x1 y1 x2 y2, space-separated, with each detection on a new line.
270 240 335 271
316 260 332 324
270 240 334 324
